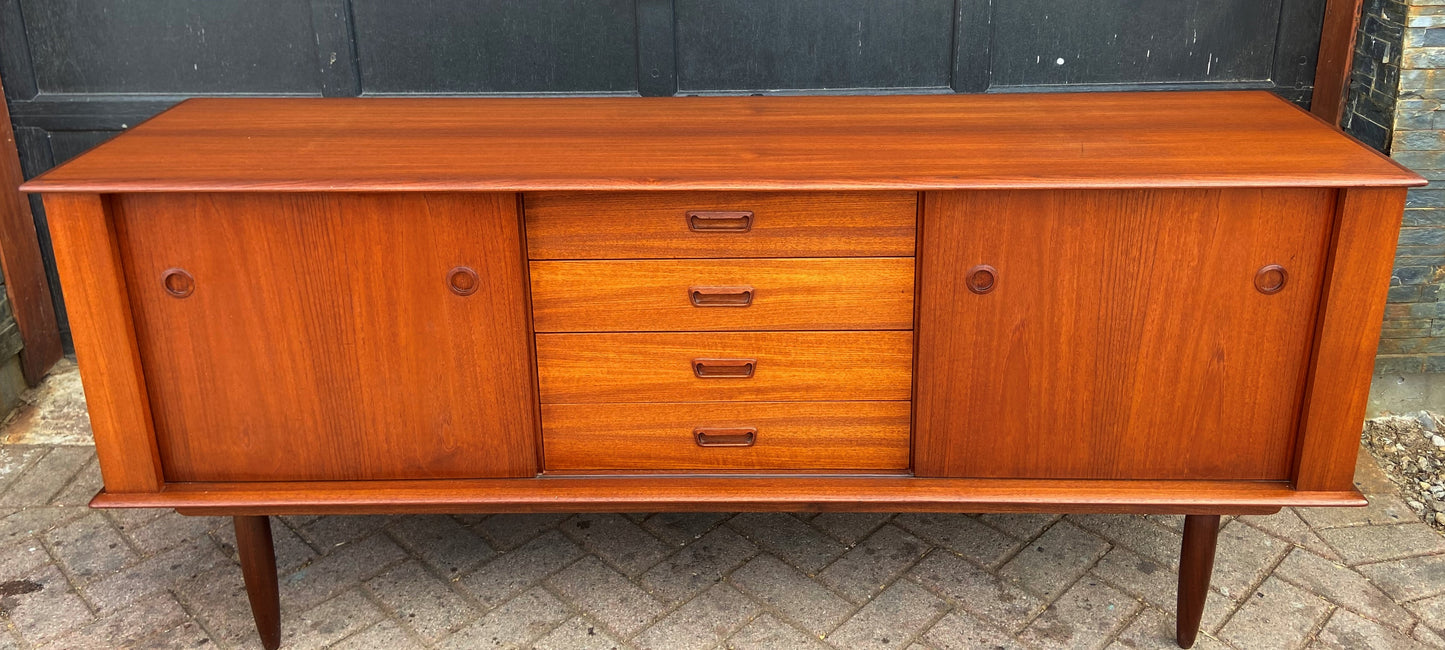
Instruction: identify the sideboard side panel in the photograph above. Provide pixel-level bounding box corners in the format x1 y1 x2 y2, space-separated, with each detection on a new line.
1293 187 1408 492
42 192 163 493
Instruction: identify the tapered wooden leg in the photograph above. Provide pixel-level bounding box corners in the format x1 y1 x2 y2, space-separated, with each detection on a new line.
234 515 281 650
1176 514 1220 648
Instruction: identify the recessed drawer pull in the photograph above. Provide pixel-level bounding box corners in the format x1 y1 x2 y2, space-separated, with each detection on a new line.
690 286 754 307
694 428 757 447
693 358 756 378
687 211 753 232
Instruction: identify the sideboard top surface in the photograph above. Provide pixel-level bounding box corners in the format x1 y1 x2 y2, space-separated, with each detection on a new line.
23 91 1423 193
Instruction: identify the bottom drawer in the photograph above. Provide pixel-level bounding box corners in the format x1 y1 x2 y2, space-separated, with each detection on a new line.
542 401 911 472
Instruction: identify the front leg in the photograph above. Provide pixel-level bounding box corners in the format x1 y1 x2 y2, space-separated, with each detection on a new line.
234 515 281 650
1175 514 1221 648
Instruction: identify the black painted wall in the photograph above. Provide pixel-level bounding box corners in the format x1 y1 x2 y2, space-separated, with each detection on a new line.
0 0 1328 347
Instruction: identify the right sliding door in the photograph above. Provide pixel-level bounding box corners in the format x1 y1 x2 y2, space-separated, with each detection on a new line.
914 189 1334 480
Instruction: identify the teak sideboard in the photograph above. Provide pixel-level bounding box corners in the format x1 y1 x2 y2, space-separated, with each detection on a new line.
22 91 1423 649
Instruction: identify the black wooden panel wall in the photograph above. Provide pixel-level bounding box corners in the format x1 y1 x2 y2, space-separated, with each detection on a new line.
0 0 1328 347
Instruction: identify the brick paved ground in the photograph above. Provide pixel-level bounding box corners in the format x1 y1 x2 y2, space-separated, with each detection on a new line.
1 443 1444 649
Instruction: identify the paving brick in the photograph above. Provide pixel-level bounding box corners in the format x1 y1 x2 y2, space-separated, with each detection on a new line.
212 516 318 574
910 550 1045 633
172 562 263 648
47 456 101 507
1299 494 1417 529
44 510 136 584
1017 577 1140 648
104 506 164 533
1237 509 1342 562
729 512 848 574
642 512 730 546
1416 623 1445 649
811 512 892 545
121 512 222 556
1361 554 1445 601
633 582 759 650
563 513 672 577
143 620 217 650
0 445 44 495
999 520 1110 599
3 563 94 646
45 590 189 649
458 530 583 609
1218 577 1332 650
474 513 567 550
1309 608 1426 649
546 555 667 637
817 524 928 603
729 553 853 635
825 578 948 650
1274 548 1416 632
279 589 384 649
980 513 1062 540
0 446 91 506
533 616 627 650
0 538 50 579
295 514 394 551
0 506 84 545
1069 515 1182 567
279 532 407 611
386 514 495 578
728 613 829 649
365 559 478 643
331 619 425 650
82 537 229 614
922 609 1028 650
1318 522 1445 565
641 524 756 603
894 512 1024 568
1106 607 1231 650
438 586 570 649
1407 592 1445 633
1211 520 1293 600
1089 547 1235 635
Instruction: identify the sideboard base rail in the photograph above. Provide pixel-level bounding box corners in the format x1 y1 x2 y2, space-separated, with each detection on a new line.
88 477 1365 516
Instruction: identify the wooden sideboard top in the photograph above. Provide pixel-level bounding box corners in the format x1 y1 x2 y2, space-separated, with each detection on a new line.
23 91 1423 193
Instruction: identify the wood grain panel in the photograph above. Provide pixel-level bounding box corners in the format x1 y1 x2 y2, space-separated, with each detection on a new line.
115 192 538 482
915 188 1334 480
22 93 1422 193
530 258 914 332
536 331 912 403
0 75 61 384
1294 188 1408 491
542 401 911 472
42 193 163 492
523 191 917 259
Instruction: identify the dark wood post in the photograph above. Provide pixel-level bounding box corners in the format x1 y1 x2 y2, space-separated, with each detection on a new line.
1176 514 1221 648
234 515 282 650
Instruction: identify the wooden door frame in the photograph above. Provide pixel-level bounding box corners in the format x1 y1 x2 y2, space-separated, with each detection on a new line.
0 78 60 385
1313 0 1366 126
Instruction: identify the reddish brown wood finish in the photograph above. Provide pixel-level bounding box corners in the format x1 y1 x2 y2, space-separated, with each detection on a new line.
541 401 911 472
529 258 915 332
915 188 1335 480
1294 188 1409 491
0 80 61 384
1312 0 1366 126
114 193 539 482
524 191 918 258
234 516 281 650
535 331 913 403
21 93 1420 194
89 477 1364 515
42 193 163 492
1176 514 1221 649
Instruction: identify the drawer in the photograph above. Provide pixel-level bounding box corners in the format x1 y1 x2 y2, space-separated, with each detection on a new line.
524 191 917 259
535 331 913 403
542 401 911 472
530 258 914 332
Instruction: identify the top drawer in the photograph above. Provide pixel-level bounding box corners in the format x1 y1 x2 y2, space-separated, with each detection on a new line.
524 191 917 259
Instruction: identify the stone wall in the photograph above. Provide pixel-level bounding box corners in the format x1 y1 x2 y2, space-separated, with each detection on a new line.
1346 0 1445 374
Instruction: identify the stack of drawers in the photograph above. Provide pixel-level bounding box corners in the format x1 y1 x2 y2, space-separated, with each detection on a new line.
525 191 919 473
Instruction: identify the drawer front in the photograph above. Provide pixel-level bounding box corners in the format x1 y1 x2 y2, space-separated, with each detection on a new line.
542 401 911 472
524 191 917 259
536 331 913 403
530 258 914 332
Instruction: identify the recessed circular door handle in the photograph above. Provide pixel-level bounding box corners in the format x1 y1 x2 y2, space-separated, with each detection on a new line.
161 268 194 298
966 265 997 294
447 266 479 296
1255 265 1288 295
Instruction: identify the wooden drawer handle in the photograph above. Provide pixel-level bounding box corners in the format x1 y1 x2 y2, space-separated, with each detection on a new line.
1255 264 1288 295
161 268 195 298
690 286 754 307
967 265 997 294
694 427 757 447
693 358 756 378
687 211 753 232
